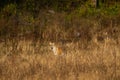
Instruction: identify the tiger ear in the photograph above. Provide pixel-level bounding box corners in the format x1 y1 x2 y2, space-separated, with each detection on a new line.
49 42 54 45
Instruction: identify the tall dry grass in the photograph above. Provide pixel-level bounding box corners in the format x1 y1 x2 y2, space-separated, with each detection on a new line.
0 37 119 80
0 10 120 80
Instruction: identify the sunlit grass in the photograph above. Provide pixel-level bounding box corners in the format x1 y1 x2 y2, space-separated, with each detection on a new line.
0 38 119 80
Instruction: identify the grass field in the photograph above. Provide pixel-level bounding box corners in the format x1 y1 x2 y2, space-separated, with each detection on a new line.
0 1 120 80
0 38 119 80
0 6 120 80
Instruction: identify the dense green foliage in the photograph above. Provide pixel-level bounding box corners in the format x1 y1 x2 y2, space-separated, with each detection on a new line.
0 0 120 16
0 0 119 11
0 0 120 41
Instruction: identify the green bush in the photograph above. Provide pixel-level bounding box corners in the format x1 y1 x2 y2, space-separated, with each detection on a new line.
1 3 17 18
73 1 120 18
